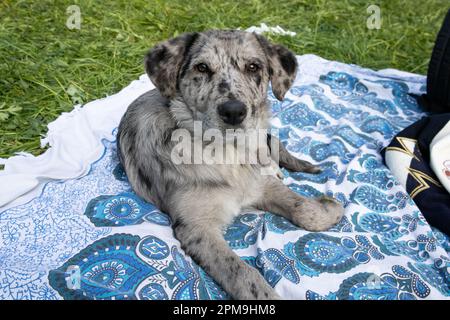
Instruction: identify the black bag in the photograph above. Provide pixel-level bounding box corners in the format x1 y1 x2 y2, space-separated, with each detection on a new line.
420 9 450 113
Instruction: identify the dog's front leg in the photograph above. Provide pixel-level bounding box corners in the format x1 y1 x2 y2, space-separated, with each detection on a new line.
256 177 344 231
267 133 321 173
171 213 280 300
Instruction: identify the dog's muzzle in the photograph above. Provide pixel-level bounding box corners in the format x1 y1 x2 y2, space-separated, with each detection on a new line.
217 100 247 125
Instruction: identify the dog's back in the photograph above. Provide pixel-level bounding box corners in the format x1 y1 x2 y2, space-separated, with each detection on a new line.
117 89 175 209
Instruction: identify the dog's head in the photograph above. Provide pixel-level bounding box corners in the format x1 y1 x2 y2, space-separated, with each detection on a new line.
145 30 297 131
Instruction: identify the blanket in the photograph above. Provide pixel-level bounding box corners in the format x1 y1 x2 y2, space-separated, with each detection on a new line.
1 54 449 300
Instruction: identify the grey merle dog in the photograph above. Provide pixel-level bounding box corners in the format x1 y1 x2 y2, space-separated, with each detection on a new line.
117 30 344 300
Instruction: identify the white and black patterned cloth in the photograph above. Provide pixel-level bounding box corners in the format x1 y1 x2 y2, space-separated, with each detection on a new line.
383 114 450 236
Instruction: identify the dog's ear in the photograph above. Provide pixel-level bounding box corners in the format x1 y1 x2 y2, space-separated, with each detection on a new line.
145 32 199 98
254 33 298 101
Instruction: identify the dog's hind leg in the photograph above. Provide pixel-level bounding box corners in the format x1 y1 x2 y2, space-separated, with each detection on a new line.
169 193 280 300
267 133 321 173
255 177 344 232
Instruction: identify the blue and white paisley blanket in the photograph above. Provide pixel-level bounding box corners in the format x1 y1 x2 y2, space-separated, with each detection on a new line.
1 54 449 300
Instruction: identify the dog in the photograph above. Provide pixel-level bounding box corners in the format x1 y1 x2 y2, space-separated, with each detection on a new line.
117 30 344 300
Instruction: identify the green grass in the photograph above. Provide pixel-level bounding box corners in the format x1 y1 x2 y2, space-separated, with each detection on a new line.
0 0 448 159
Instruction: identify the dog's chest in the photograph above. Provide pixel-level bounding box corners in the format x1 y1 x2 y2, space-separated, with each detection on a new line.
212 162 265 207
201 140 280 188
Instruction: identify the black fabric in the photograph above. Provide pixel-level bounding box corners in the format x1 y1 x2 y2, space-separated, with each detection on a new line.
420 8 450 113
382 114 450 236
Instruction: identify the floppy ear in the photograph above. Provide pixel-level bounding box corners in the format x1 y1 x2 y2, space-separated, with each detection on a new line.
145 32 199 98
254 33 298 101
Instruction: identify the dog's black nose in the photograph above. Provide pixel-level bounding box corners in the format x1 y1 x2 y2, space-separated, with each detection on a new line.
217 100 247 125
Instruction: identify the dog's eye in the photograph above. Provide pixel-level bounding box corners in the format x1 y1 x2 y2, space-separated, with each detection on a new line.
196 63 210 73
247 63 260 73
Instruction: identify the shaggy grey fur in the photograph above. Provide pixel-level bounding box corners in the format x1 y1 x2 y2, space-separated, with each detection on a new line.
117 30 344 300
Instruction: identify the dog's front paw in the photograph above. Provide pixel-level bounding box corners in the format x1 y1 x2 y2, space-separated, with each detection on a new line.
285 159 322 174
291 196 344 231
302 163 322 174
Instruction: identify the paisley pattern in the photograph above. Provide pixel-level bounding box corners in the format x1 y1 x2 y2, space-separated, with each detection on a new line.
360 115 400 139
48 234 228 300
348 169 397 191
350 185 409 213
291 84 364 120
1 55 449 300
278 102 330 129
84 191 171 227
305 266 431 300
283 233 385 277
319 72 399 115
48 234 159 300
